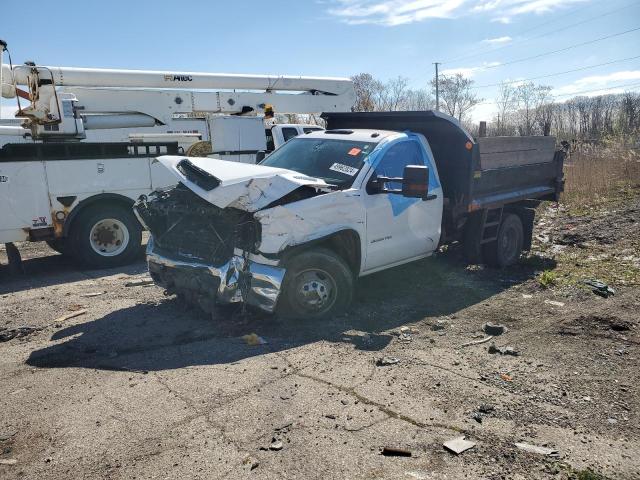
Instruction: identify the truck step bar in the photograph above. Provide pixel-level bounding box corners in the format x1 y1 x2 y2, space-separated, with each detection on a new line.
479 207 503 245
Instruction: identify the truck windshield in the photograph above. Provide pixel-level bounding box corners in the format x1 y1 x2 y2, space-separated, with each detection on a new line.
260 137 376 188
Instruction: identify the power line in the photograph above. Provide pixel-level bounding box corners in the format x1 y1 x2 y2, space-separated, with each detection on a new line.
478 26 640 71
442 1 640 66
473 81 640 107
471 55 640 89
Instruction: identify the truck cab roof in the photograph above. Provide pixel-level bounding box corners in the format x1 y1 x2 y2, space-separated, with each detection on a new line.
303 128 400 144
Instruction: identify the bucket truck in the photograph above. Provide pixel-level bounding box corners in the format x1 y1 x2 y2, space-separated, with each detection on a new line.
0 41 356 269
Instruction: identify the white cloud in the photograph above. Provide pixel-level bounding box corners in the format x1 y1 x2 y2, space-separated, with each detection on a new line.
441 61 500 77
482 36 512 45
552 70 640 97
327 0 588 26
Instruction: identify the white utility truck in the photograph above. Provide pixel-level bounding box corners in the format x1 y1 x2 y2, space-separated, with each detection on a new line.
135 111 565 319
0 40 355 269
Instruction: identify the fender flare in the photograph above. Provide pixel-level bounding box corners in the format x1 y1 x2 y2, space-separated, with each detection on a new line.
276 228 362 275
62 193 136 237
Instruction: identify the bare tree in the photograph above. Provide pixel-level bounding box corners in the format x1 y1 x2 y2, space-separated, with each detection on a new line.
351 73 384 112
495 82 517 135
431 73 481 121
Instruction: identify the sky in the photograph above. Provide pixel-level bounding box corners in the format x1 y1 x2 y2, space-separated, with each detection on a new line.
1 0 639 122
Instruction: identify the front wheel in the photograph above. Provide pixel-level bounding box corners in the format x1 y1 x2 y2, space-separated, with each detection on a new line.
277 248 354 320
69 204 142 268
483 213 524 268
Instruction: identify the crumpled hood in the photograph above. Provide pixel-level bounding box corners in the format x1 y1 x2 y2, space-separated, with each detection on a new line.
156 155 331 212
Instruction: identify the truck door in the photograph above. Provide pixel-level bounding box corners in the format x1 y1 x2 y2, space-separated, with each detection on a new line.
362 138 442 272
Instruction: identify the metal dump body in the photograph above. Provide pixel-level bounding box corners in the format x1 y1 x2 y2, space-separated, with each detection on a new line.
322 111 564 220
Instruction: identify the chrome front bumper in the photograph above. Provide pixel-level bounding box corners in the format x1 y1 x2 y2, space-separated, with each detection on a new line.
146 238 285 313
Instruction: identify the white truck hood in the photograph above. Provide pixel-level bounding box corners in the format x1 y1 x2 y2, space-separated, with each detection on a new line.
157 155 331 212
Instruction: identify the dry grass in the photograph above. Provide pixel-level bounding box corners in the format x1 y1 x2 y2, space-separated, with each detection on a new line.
562 143 640 212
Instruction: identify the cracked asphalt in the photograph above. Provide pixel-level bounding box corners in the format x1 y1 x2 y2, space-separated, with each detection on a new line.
1 227 638 479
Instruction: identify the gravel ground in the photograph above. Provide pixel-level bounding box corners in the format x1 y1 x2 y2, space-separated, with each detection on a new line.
0 199 638 480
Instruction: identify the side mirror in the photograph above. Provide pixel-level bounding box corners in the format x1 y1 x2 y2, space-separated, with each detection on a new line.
401 165 429 199
255 150 267 163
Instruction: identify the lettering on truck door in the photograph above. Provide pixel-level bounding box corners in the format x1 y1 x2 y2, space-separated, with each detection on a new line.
362 138 443 271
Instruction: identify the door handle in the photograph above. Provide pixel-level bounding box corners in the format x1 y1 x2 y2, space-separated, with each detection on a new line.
423 194 438 201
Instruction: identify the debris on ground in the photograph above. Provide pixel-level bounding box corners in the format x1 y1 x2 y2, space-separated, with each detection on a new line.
380 446 412 457
398 332 413 342
400 326 419 334
431 320 447 331
478 404 495 414
443 436 476 455
53 309 87 326
488 343 520 356
269 440 283 451
459 336 494 348
583 279 615 298
241 333 267 346
500 373 513 382
471 412 483 423
544 300 565 307
514 442 559 457
482 322 508 336
243 456 260 470
124 279 155 287
80 291 107 298
0 459 17 465
0 326 42 342
376 356 400 367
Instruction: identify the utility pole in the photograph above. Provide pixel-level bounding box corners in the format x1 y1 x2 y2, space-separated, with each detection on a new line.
0 39 6 120
433 62 440 112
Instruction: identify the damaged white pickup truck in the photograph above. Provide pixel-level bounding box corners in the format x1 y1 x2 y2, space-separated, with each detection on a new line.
135 111 564 319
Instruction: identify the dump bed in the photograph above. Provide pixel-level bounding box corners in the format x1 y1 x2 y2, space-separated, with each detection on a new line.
322 111 564 219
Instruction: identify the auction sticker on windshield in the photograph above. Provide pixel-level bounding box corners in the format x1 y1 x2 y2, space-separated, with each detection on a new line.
329 163 359 176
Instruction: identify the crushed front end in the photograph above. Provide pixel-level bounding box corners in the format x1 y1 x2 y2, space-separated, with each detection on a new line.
134 184 285 313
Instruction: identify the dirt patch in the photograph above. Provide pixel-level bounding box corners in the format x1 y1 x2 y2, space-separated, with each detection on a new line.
0 196 639 479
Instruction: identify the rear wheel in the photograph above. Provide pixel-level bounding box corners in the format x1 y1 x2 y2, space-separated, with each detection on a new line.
483 213 524 268
277 248 353 320
70 204 142 268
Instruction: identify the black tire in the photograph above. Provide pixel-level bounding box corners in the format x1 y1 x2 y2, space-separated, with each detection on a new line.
277 248 353 320
46 239 69 255
483 213 524 268
69 203 142 268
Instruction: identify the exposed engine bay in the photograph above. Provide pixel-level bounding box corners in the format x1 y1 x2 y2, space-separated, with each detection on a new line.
135 183 260 266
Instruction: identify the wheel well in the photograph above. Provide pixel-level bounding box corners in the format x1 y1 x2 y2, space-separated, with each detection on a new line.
280 230 361 276
63 193 136 237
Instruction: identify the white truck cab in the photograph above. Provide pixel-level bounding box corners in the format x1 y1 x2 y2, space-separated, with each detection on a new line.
137 128 443 318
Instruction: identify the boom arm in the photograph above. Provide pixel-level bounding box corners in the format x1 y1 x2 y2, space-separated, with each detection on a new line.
0 61 355 139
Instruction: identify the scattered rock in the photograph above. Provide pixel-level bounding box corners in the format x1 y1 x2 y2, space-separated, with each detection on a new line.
515 442 559 457
269 440 283 451
482 322 508 336
431 320 446 331
376 356 400 367
0 459 17 465
471 412 483 423
398 332 413 342
478 404 495 414
243 456 260 470
380 446 412 457
443 436 476 455
488 343 520 356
